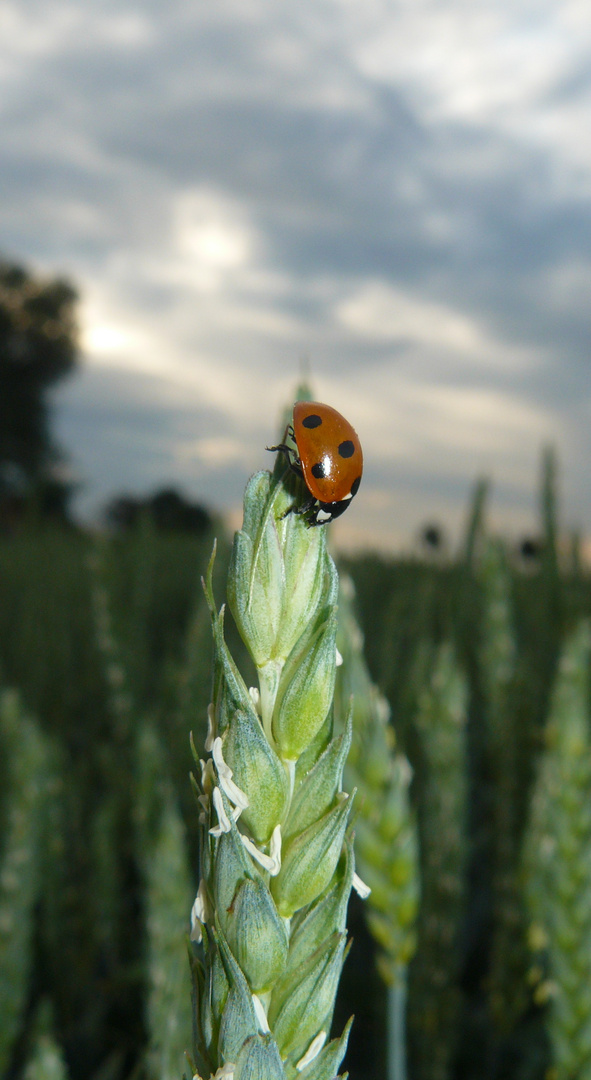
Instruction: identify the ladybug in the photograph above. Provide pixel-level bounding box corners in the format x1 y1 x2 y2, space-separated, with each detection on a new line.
268 401 363 526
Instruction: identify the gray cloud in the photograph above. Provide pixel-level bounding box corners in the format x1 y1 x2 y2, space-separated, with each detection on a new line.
3 0 591 548
52 364 256 519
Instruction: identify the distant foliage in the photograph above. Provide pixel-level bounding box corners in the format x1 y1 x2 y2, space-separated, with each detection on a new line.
0 259 78 527
105 487 213 535
0 690 50 1075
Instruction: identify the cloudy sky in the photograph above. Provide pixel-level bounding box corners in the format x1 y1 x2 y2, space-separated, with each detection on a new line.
3 0 591 552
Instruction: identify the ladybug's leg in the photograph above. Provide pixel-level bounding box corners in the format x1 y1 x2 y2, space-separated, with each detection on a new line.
266 442 303 478
280 495 316 520
287 457 303 479
266 424 294 455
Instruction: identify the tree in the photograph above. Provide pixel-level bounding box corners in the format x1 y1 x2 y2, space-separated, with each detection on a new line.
105 487 213 535
0 259 79 521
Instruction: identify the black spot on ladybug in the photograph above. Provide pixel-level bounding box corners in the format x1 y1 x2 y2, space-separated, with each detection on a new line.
302 413 322 429
338 440 355 459
311 461 327 479
350 476 361 497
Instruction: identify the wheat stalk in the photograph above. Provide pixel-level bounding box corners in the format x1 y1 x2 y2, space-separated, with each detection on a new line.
189 455 366 1080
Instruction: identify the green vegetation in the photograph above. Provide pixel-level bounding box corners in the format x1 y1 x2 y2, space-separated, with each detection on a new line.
2 447 591 1080
523 622 591 1080
190 459 357 1079
407 642 467 1080
0 259 79 525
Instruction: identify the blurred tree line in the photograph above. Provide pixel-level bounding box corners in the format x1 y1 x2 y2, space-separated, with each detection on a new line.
0 259 78 527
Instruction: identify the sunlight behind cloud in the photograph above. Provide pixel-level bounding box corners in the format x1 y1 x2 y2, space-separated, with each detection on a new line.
83 322 143 357
80 289 167 377
173 188 257 291
78 281 292 433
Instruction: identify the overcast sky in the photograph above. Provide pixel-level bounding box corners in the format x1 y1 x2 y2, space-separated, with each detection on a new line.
3 0 591 552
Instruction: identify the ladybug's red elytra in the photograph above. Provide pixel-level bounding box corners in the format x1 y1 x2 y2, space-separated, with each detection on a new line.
268 401 363 527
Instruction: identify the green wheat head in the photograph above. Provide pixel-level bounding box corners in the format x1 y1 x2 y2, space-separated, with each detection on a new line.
408 641 467 1080
334 573 419 987
135 722 194 1080
523 621 591 1080
189 455 363 1080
